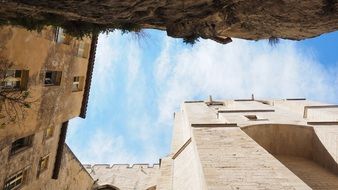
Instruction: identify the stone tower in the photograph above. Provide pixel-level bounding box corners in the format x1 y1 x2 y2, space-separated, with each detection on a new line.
1 26 338 190
87 98 338 189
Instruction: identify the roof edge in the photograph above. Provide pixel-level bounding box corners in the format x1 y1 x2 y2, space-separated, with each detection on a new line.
79 33 99 118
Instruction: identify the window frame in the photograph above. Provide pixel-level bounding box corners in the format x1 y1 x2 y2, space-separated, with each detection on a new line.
54 27 72 45
37 154 50 178
244 115 268 121
76 41 89 58
44 71 62 86
44 126 54 140
72 76 84 92
0 69 29 91
54 27 65 43
77 41 85 57
10 135 34 156
3 167 29 190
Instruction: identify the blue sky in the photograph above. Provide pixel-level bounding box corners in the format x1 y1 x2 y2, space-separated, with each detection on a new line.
66 30 338 164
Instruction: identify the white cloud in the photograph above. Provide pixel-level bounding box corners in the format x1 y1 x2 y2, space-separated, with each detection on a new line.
89 34 120 114
67 117 82 140
154 37 174 84
155 39 338 125
94 34 119 87
68 32 338 165
79 130 137 164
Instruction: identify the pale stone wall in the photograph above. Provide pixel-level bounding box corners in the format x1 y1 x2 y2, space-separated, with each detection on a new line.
193 127 310 189
172 140 206 190
85 164 160 190
242 124 314 158
167 98 338 189
314 126 338 163
157 157 173 190
276 155 338 189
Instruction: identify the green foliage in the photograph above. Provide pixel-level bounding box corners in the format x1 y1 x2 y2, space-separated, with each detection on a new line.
118 22 141 34
183 34 200 45
7 16 46 32
1 13 142 39
23 103 31 108
22 91 30 99
0 18 9 26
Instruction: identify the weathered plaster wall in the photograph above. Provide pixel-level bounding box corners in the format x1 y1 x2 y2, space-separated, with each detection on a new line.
0 26 93 190
0 123 93 190
42 145 94 190
0 26 92 134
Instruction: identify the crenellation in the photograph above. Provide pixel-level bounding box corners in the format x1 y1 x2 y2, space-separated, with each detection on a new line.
85 163 161 170
1 25 337 190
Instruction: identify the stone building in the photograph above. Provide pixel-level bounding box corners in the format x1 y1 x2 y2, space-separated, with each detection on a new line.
86 98 338 190
1 26 338 190
0 26 97 190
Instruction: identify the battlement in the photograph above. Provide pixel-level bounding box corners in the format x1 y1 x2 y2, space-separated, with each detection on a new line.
84 163 160 171
84 163 160 189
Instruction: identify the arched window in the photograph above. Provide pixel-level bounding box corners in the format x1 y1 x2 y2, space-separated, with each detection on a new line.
96 184 119 190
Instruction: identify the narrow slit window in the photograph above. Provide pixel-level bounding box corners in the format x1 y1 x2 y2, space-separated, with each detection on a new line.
37 155 49 178
54 27 72 45
54 27 64 43
72 76 84 92
245 115 258 120
44 126 54 140
244 115 268 121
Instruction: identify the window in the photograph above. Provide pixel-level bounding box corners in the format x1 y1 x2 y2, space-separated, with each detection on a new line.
77 41 85 57
244 115 268 121
37 155 49 178
97 185 120 190
54 27 64 43
245 115 258 120
44 126 54 140
77 41 89 58
54 27 72 44
0 70 29 91
44 71 62 86
10 135 34 155
72 76 84 92
3 167 28 190
207 102 224 106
